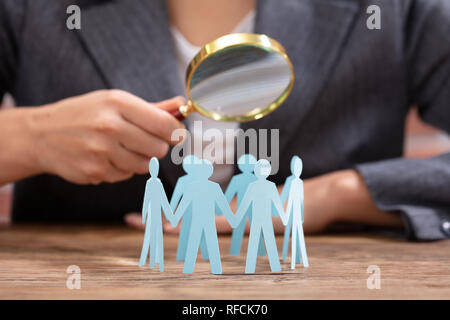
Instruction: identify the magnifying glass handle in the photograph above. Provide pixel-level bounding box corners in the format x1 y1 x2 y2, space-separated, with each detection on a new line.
171 103 192 121
171 108 186 121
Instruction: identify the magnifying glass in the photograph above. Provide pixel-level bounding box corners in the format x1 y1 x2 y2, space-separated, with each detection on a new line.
172 33 294 122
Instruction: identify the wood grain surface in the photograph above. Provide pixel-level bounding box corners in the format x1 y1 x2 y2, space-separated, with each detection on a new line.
0 224 449 299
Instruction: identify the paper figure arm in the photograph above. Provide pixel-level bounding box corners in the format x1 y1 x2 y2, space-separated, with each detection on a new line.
141 181 151 224
214 203 223 217
216 176 239 217
271 202 279 217
233 187 252 228
159 181 174 223
301 200 304 224
171 190 192 227
224 177 238 202
280 176 292 204
214 184 235 226
276 177 292 218
286 194 293 224
300 181 305 223
169 179 183 211
272 186 288 226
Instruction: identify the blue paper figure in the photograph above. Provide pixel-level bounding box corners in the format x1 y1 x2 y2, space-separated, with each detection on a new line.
281 157 297 261
233 159 288 273
170 155 208 261
171 159 236 274
139 157 173 272
225 154 265 256
285 156 309 269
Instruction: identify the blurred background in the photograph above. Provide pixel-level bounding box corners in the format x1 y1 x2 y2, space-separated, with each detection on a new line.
1 94 450 224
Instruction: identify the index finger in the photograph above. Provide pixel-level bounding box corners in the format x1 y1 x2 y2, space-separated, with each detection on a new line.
155 96 186 112
113 91 185 144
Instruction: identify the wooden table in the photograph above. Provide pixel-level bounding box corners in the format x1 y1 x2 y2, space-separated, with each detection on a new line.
0 225 449 299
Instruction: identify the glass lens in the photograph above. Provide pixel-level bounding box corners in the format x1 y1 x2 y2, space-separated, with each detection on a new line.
188 45 292 120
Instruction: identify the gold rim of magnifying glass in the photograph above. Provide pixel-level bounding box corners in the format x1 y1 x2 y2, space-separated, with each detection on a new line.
182 33 295 122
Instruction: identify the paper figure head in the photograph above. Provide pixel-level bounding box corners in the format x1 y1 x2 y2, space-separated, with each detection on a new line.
237 154 257 173
292 156 303 178
254 159 271 179
182 154 200 174
149 157 159 177
199 159 213 179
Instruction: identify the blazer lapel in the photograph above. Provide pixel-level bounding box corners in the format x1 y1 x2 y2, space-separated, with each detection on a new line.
242 0 359 154
76 0 184 101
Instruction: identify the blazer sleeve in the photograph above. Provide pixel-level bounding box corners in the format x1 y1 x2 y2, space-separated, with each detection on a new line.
356 0 450 241
0 0 25 101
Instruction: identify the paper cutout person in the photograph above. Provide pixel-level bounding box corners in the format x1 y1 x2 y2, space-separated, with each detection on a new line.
280 156 297 261
233 159 288 273
285 156 309 269
170 155 208 261
171 159 236 274
139 157 173 272
225 154 265 256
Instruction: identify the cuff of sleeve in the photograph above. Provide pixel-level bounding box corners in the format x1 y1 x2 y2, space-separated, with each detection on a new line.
356 159 450 241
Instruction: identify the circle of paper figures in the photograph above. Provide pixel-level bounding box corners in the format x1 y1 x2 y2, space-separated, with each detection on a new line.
139 155 309 274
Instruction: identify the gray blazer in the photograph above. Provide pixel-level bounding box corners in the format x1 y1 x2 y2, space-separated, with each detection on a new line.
1 0 449 240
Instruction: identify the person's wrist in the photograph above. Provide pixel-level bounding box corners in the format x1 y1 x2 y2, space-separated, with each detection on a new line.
302 172 343 232
327 169 363 222
20 106 49 175
328 169 404 227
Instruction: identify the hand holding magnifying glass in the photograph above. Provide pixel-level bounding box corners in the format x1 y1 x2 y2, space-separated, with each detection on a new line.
171 33 294 122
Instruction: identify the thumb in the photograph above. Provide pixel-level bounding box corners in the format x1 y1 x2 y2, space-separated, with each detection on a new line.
154 96 186 112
